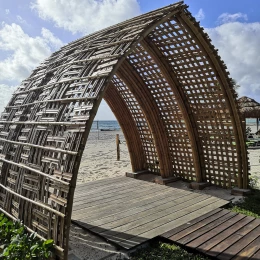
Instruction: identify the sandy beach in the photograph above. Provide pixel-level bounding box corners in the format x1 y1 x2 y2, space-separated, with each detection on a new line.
77 128 260 187
77 130 132 184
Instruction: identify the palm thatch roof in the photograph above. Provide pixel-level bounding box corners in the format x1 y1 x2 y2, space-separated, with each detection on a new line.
238 96 260 118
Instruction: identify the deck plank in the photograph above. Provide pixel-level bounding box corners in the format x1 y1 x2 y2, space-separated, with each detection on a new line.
161 208 223 238
71 177 229 251
72 186 178 220
89 190 196 233
202 215 254 257
163 209 260 260
99 193 206 236
217 219 260 259
215 218 260 260
167 209 230 241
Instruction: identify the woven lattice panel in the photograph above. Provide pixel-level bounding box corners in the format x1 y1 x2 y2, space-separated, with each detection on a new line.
111 75 160 172
146 14 246 188
126 43 196 179
0 2 248 259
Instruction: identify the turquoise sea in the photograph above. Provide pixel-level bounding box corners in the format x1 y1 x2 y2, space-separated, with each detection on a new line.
90 119 255 131
246 118 258 125
91 120 120 131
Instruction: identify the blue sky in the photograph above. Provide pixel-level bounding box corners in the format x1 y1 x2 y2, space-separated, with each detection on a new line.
0 0 260 120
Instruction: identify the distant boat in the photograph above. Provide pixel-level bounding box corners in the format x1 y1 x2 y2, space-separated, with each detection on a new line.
100 128 116 131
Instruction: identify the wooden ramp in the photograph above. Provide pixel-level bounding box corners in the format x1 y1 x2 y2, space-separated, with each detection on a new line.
72 177 228 249
162 208 260 259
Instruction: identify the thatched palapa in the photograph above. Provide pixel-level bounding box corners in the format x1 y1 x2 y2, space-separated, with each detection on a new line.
0 1 249 259
238 96 260 118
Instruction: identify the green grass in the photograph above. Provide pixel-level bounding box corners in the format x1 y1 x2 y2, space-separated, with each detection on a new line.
229 189 260 218
130 241 209 260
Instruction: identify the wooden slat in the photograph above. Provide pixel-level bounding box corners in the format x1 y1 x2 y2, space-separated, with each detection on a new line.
95 193 204 234
176 211 238 245
167 209 230 241
161 208 223 238
217 219 260 259
215 219 260 260
203 216 254 257
72 178 228 250
185 214 246 248
163 208 260 260
79 188 189 228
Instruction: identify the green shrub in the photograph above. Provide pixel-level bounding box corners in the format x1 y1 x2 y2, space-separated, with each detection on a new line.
0 214 53 259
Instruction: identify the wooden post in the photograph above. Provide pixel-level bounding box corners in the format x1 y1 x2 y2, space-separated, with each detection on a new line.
257 118 259 132
97 120 99 140
116 134 120 161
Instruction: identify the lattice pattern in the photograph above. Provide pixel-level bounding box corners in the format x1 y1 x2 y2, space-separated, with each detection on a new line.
127 43 195 180
0 2 248 259
148 16 241 188
111 75 159 172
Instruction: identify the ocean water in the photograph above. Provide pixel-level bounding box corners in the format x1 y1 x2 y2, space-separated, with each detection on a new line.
246 118 258 125
90 119 255 131
91 120 120 131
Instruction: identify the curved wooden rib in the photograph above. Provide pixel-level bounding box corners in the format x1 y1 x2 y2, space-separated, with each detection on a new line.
140 38 204 182
117 60 173 177
104 84 146 171
178 13 248 188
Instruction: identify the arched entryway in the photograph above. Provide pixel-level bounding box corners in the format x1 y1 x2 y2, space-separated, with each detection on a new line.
0 2 248 259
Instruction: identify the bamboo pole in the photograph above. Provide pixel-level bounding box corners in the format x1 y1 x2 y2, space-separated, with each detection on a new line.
0 184 65 217
0 121 86 126
97 120 99 140
0 138 77 155
13 73 110 96
6 97 96 109
0 157 69 185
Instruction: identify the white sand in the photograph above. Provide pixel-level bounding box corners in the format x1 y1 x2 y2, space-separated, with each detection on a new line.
69 129 260 259
77 131 132 184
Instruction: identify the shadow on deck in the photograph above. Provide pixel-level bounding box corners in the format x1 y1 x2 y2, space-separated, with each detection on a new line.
71 176 228 251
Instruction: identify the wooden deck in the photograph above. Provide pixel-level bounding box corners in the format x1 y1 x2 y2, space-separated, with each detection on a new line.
162 208 260 259
72 176 228 249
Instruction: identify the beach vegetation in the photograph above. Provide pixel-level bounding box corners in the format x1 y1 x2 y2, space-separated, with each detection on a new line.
246 127 252 136
0 213 53 259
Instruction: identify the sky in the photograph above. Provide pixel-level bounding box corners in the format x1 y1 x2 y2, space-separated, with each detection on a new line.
0 0 259 120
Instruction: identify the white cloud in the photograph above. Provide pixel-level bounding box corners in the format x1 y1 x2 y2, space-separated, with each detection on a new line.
0 23 63 114
31 0 141 34
207 22 260 100
0 84 17 113
41 28 63 49
195 8 205 21
5 9 10 15
16 15 27 25
218 12 248 24
0 23 63 83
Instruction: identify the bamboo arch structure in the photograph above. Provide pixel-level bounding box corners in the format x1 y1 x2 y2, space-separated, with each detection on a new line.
0 2 249 259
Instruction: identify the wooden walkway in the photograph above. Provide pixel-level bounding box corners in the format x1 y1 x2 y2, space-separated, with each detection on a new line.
72 176 228 249
162 208 260 260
